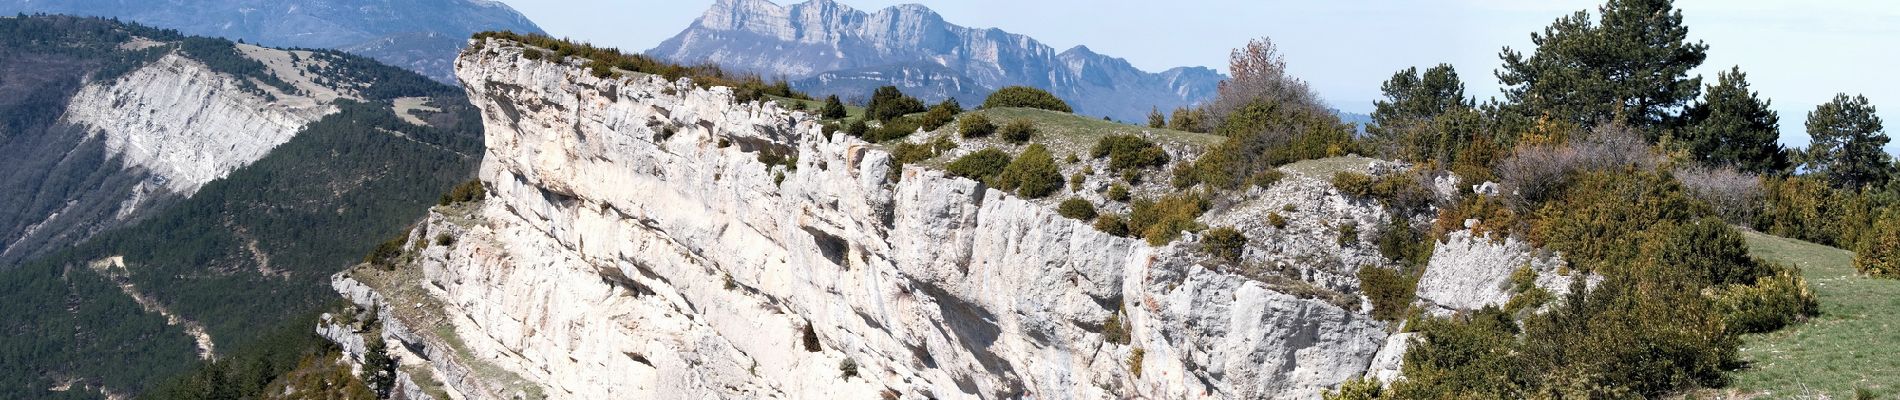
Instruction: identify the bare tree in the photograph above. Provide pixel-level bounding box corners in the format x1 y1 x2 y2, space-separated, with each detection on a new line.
1205 37 1327 129
1498 124 1659 208
1673 165 1764 225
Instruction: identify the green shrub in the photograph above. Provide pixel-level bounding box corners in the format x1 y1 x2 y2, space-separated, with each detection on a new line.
844 119 869 138
1058 198 1098 221
1128 348 1145 377
1252 169 1287 188
1201 226 1247 262
1128 192 1209 245
839 358 859 379
920 101 958 131
1091 134 1170 171
1397 169 1799 399
945 148 1012 183
820 95 848 119
1193 100 1354 189
433 233 454 247
1119 169 1142 186
982 86 1072 112
997 144 1063 198
1069 172 1086 192
1856 211 1900 278
1358 265 1416 322
1000 120 1036 144
958 114 996 138
1389 308 1523 399
364 234 408 268
1332 172 1377 198
1376 216 1432 269
1171 163 1199 189
1709 267 1818 334
438 180 486 205
1323 377 1383 400
864 117 922 143
1095 214 1130 237
1337 222 1359 247
1101 309 1130 344
866 86 925 122
1267 212 1288 229
1106 184 1131 202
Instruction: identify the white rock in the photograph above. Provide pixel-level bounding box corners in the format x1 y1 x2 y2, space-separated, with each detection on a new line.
327 38 1420 400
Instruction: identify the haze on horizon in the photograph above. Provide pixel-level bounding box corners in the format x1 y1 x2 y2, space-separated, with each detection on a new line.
501 0 1899 151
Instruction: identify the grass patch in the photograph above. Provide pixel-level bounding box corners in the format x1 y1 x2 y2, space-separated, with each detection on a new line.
1279 155 1384 178
1729 230 1900 398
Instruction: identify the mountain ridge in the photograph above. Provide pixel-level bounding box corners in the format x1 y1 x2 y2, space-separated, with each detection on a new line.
649 0 1223 121
0 0 546 83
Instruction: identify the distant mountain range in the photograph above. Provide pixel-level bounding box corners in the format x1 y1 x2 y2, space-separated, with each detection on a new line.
648 0 1225 122
0 0 545 83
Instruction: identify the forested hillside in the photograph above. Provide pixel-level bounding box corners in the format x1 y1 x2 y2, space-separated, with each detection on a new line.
0 16 483 398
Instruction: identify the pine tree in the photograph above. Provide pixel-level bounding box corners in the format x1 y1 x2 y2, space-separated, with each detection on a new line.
1370 64 1474 163
1498 0 1708 133
361 335 397 398
1148 107 1167 129
820 95 847 119
1681 67 1788 174
865 86 924 122
1804 93 1891 190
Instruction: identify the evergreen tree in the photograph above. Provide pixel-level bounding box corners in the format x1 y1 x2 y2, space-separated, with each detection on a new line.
1498 0 1708 133
1804 93 1891 190
1681 67 1788 174
820 95 847 119
865 86 924 122
1373 64 1470 124
361 335 396 398
1370 64 1474 163
1148 107 1167 129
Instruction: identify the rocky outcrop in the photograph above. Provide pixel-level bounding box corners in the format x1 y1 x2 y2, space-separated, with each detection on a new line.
63 53 334 196
648 0 1223 121
325 38 1400 399
1414 230 1578 315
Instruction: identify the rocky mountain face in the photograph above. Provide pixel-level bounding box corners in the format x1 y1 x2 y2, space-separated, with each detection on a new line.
315 37 1576 399
0 18 344 265
0 0 545 83
648 0 1223 122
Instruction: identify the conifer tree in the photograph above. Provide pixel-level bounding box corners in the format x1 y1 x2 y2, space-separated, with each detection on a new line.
820 95 848 119
1681 67 1788 174
1804 93 1891 190
1498 0 1708 132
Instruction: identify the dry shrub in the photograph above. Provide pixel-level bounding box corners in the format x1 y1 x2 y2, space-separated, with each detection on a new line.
1673 165 1763 225
1497 123 1658 208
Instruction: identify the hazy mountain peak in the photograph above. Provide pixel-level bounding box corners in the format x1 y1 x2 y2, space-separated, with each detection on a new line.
650 1 1223 121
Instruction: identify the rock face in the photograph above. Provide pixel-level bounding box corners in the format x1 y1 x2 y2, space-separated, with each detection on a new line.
324 38 1399 399
63 52 333 196
648 0 1223 122
1414 230 1577 315
0 34 340 264
0 0 545 83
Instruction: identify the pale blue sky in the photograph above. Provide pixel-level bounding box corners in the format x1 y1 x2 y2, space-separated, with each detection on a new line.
500 0 1899 151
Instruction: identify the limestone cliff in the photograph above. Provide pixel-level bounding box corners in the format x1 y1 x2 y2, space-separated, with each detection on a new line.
0 37 344 264
323 37 1571 399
